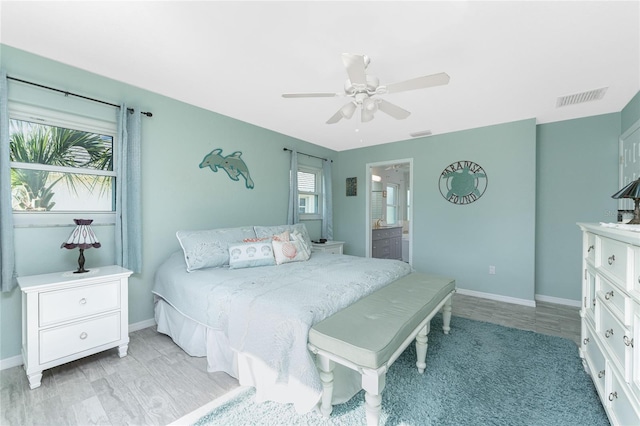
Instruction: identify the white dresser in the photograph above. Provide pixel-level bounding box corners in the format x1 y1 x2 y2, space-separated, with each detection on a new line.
578 223 640 424
18 265 132 389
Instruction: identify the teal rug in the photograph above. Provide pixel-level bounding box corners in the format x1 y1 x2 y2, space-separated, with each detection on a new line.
193 316 608 426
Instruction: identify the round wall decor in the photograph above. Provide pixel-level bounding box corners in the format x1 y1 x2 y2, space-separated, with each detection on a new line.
439 160 487 205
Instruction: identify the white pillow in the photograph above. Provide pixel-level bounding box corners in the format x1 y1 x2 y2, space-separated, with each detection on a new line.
176 226 257 272
228 242 275 269
272 238 311 265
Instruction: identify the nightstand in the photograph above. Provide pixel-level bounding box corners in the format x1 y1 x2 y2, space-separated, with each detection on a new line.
17 265 132 389
311 241 345 255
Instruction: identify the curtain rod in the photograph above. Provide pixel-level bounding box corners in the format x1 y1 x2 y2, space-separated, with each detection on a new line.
7 76 153 117
283 147 332 162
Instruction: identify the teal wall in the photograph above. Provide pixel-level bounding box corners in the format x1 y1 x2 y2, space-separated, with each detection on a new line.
333 119 538 303
0 45 335 360
535 113 621 302
1 44 636 362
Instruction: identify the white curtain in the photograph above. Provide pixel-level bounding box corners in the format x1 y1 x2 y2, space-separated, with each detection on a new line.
322 159 333 240
287 150 299 225
115 104 142 273
0 71 17 292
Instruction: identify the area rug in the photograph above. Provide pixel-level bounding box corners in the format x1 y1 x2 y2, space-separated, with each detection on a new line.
190 315 608 426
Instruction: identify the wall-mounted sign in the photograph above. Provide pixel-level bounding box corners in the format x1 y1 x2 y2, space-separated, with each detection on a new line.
439 161 487 205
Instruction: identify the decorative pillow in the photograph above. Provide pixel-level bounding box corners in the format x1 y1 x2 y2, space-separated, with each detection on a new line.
176 226 257 272
272 230 290 242
254 224 312 252
272 238 311 265
228 242 275 269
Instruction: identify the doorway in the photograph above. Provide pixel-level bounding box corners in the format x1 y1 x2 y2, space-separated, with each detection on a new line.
365 159 413 264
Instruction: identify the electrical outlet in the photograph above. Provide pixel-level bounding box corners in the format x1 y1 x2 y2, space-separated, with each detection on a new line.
489 265 496 275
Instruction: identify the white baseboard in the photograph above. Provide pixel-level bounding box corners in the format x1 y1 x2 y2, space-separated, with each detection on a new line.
534 294 581 307
0 318 157 371
456 288 537 307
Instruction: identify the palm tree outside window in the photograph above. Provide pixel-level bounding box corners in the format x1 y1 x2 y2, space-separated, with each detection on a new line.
9 104 116 222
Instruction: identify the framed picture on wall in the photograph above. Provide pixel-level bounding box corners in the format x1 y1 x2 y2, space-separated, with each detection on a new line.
346 177 357 196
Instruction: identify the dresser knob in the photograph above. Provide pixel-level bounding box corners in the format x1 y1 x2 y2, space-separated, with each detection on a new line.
598 370 605 378
605 291 614 300
624 335 634 348
583 337 590 345
609 391 618 401
605 329 614 338
587 245 594 253
79 332 88 340
608 255 615 265
79 298 87 305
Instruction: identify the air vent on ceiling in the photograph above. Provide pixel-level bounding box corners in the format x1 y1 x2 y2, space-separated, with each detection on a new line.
556 87 608 108
410 130 432 138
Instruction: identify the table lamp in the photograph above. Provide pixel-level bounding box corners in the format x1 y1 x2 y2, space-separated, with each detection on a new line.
61 219 101 273
611 178 640 225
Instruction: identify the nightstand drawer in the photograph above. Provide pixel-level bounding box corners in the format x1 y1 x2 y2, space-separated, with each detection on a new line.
39 312 121 364
39 280 120 327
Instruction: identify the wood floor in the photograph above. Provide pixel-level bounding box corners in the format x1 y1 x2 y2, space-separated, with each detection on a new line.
0 294 581 426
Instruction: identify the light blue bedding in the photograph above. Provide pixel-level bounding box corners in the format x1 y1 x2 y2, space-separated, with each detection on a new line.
152 250 412 412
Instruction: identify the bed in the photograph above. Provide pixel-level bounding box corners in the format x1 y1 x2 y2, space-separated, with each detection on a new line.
152 224 412 413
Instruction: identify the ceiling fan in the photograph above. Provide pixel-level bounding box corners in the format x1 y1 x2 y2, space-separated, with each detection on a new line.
282 53 450 124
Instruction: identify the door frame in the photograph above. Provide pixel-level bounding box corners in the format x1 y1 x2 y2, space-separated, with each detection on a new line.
365 158 414 264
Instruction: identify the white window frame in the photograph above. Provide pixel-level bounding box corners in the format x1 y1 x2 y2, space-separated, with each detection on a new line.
297 166 323 220
9 102 118 227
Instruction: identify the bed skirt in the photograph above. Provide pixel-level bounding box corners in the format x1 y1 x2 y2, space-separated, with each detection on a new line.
154 296 362 412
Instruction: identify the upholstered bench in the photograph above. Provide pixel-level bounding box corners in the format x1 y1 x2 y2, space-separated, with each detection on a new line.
308 272 455 426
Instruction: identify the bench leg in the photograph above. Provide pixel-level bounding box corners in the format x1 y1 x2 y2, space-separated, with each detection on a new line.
317 355 335 417
362 369 386 426
415 322 430 374
442 295 452 335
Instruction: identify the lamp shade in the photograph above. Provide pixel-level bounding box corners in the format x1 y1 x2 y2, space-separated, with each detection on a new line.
611 178 640 200
61 219 101 249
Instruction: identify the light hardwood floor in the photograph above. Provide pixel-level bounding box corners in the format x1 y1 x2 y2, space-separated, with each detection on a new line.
0 294 581 426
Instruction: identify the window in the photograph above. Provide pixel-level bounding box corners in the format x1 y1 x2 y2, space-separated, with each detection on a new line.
386 183 399 225
297 167 322 219
9 104 117 226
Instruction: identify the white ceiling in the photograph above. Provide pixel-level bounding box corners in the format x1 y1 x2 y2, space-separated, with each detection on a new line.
1 1 639 152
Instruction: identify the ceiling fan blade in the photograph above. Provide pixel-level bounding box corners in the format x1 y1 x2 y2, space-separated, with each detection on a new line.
282 92 339 98
383 72 450 94
341 101 357 119
361 107 375 123
342 53 367 86
378 99 411 120
326 109 344 124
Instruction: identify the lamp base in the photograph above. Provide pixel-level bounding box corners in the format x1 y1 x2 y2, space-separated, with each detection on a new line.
74 248 90 274
625 199 640 225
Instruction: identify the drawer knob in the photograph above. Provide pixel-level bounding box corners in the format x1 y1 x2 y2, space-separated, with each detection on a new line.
79 298 87 305
624 335 634 348
608 391 618 401
605 291 614 300
598 370 605 378
79 332 88 340
605 329 614 338
587 245 594 253
583 337 590 345
608 255 615 265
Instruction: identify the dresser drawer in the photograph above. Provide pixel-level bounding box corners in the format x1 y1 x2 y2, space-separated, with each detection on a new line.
599 237 629 287
634 247 640 294
39 312 121 364
585 232 596 265
597 302 633 380
39 281 120 327
597 275 631 325
609 369 640 426
583 323 607 397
